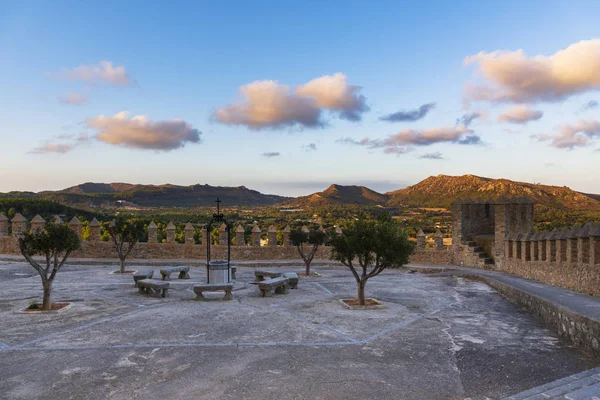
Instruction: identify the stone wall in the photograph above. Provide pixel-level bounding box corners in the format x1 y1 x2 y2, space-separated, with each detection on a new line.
451 198 600 297
0 213 451 265
474 276 600 357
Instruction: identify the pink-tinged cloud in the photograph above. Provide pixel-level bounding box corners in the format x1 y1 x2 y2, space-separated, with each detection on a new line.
30 143 74 154
338 125 479 155
215 74 368 129
215 80 322 130
88 111 201 151
498 105 543 124
50 61 130 86
59 92 88 105
296 73 369 121
536 119 600 149
464 39 600 103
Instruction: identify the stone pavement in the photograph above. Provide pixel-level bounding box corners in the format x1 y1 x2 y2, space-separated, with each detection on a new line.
0 261 599 399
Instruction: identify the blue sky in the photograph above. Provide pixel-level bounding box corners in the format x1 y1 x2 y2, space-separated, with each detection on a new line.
1 0 599 196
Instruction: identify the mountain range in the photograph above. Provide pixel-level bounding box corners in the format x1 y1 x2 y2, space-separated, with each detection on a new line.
1 175 599 211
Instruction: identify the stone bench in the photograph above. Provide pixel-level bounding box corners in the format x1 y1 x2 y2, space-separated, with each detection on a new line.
193 283 233 301
160 266 190 281
258 277 289 297
138 279 169 298
283 272 298 289
254 270 282 282
133 270 154 287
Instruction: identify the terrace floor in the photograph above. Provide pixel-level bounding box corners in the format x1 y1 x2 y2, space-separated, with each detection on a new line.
0 262 598 400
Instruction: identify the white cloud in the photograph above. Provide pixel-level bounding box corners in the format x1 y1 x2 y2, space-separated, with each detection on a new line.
50 61 130 86
536 119 600 149
88 111 201 151
464 39 600 103
59 92 88 105
215 73 368 129
498 105 543 124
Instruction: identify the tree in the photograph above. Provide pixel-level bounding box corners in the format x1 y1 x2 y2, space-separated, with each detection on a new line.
290 228 326 276
105 218 145 273
329 214 414 305
18 221 81 310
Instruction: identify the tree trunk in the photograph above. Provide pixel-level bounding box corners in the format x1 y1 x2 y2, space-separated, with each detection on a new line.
305 259 311 276
357 279 366 306
120 258 126 274
42 280 53 310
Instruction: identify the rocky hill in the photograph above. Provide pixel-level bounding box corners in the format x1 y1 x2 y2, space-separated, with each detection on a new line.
386 174 600 210
281 184 389 208
0 183 289 209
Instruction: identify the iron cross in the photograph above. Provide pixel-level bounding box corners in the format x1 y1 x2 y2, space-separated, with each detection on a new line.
215 198 222 215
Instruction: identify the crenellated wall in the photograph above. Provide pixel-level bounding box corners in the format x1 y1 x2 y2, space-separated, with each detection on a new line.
451 198 600 296
0 213 451 265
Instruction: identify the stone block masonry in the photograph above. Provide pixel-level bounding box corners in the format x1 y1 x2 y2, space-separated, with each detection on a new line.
0 215 451 265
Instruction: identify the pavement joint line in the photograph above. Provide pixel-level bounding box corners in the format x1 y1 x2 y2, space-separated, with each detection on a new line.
1 340 358 352
314 282 335 295
358 302 457 344
270 305 359 344
11 303 162 349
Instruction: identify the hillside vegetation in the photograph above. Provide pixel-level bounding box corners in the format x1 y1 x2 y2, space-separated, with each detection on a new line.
386 174 600 210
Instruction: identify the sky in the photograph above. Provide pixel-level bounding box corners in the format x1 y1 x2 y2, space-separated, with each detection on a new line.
1 0 600 197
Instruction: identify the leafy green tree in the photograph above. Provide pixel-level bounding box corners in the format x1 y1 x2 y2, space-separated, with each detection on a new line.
290 229 327 276
18 221 81 310
329 215 414 305
104 218 145 273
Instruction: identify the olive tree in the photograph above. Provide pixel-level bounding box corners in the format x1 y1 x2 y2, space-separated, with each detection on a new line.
329 215 413 305
105 218 145 273
19 221 81 310
290 228 327 276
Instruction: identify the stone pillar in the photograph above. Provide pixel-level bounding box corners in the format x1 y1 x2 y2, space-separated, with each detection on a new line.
566 227 578 265
69 217 82 238
184 223 195 245
0 213 8 236
282 225 291 247
590 223 600 267
335 227 343 236
251 224 261 246
267 225 278 247
538 231 547 261
416 229 426 250
147 221 158 243
530 233 538 261
318 225 325 233
89 218 101 241
301 225 310 234
201 226 208 246
53 216 64 225
235 224 245 246
434 229 443 250
11 213 28 236
166 222 176 244
505 237 512 258
493 202 508 266
513 233 521 259
557 227 570 263
521 231 531 261
217 223 228 246
30 215 46 233
577 223 592 265
546 228 558 262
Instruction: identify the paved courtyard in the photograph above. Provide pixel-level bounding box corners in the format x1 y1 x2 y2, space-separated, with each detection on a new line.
0 262 598 400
